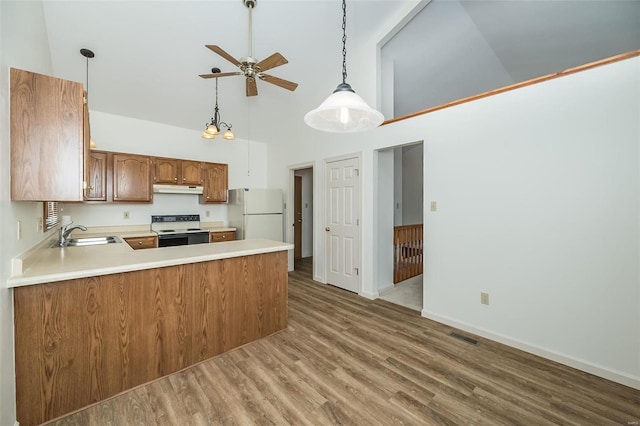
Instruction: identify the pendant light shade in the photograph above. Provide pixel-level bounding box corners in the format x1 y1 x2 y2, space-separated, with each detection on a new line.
304 83 384 133
304 0 383 133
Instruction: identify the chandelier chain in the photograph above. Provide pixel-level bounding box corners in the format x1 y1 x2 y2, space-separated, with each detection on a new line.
341 0 347 84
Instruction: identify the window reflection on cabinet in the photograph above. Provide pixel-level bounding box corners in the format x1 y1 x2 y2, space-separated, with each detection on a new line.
113 154 152 202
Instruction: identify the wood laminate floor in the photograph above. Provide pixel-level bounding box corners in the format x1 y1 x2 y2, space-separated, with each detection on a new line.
48 258 640 425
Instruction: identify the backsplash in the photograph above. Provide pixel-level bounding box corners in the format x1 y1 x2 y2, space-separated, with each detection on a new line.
61 193 228 227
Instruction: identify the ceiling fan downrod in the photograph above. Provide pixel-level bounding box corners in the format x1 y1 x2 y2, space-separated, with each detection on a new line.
244 0 256 59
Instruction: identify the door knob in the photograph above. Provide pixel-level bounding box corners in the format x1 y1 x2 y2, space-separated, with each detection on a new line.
298 219 302 223
325 227 330 231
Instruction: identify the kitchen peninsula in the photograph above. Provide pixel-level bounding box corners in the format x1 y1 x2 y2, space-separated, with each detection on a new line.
10 238 292 426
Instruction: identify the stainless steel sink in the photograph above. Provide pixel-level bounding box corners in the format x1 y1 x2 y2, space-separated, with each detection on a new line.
53 236 122 247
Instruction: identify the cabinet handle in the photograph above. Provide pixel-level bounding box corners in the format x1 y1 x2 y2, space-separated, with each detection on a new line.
174 177 178 181
138 241 143 245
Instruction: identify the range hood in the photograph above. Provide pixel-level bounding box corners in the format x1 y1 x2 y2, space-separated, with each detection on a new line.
152 184 203 195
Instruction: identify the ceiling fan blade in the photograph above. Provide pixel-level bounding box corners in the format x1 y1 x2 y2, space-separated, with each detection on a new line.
255 52 288 72
205 45 241 67
259 74 299 92
246 77 258 97
199 72 242 79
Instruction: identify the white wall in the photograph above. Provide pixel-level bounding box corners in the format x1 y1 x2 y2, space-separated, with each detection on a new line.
402 143 423 224
1 1 57 424
376 149 395 293
270 58 640 388
393 146 403 225
62 111 268 227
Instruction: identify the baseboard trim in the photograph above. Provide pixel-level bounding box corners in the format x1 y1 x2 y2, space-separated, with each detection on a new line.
360 290 379 300
421 309 640 390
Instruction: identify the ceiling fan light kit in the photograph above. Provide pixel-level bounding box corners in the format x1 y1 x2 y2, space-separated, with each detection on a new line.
304 0 384 133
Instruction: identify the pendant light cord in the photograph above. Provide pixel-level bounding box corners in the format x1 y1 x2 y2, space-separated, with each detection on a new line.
341 0 347 85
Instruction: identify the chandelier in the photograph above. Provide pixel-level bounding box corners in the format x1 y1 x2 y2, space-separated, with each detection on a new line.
202 69 235 140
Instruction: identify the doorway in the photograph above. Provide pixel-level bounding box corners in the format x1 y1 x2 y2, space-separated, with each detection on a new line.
292 167 313 271
375 143 424 311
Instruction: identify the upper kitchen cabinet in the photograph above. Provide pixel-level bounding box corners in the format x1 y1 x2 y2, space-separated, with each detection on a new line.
153 157 179 184
181 160 202 185
153 158 202 185
201 162 228 203
85 150 107 201
113 153 152 202
10 68 88 201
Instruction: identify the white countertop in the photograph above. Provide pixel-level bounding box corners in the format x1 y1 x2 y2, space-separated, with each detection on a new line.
9 238 293 288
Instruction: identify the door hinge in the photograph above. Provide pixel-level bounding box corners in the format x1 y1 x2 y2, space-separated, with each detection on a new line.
354 168 359 176
354 267 359 276
356 218 359 226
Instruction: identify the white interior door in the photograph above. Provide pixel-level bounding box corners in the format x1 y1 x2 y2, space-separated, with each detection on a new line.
325 157 360 293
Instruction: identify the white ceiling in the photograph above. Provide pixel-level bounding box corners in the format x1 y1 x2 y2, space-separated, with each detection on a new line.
41 0 639 145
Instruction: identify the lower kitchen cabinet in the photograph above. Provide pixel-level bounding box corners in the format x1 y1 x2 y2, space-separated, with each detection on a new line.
124 236 157 249
13 251 288 425
210 231 236 243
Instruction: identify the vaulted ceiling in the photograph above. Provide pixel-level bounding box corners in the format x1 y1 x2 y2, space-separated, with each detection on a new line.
40 0 639 145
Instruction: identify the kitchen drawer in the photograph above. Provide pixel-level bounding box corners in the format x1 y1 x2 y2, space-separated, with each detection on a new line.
210 231 236 243
124 236 157 250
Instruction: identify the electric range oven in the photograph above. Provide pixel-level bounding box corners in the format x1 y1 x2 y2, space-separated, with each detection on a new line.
151 214 209 247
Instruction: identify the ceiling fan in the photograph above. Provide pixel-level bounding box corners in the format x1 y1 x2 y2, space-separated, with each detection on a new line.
199 0 298 97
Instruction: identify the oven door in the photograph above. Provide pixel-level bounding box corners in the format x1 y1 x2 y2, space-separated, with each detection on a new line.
158 234 189 247
187 232 209 245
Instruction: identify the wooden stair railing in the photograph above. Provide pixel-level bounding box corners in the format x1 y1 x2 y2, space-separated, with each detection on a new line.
393 224 423 283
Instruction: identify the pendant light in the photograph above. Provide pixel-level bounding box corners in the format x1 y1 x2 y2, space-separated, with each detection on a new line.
80 48 97 148
202 68 235 140
304 0 383 133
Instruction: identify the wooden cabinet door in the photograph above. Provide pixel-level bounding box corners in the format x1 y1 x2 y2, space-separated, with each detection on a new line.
10 68 85 201
84 151 107 201
200 162 228 203
154 157 179 184
113 154 152 202
181 160 202 185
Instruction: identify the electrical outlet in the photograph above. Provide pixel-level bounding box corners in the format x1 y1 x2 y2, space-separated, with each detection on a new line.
481 292 489 305
205 210 211 217
37 217 43 232
123 211 130 220
17 220 22 240
430 201 437 212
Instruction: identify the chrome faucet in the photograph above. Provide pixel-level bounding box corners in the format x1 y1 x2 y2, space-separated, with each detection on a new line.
58 222 88 246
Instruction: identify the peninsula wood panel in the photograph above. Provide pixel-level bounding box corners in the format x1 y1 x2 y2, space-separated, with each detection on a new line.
13 251 288 426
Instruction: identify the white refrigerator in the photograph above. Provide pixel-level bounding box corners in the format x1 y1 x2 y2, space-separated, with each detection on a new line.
228 188 284 241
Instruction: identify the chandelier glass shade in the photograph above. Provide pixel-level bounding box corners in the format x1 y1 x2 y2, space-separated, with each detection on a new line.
202 77 235 140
